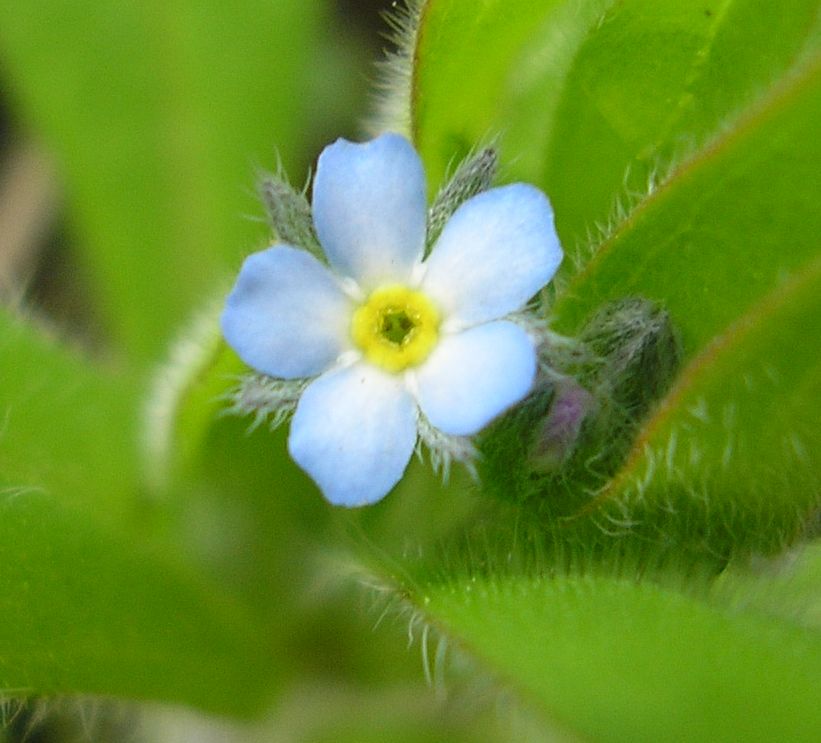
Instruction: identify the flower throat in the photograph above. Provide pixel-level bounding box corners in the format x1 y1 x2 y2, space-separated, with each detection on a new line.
351 285 440 373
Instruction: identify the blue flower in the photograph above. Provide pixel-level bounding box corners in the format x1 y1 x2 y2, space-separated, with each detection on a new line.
222 133 562 506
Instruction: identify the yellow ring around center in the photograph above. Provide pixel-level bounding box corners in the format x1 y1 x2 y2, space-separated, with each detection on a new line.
351 284 440 373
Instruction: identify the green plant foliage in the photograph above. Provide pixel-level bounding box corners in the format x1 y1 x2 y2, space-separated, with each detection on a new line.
587 255 821 552
0 0 325 362
549 24 821 552
0 493 277 715
1 0 820 738
411 0 821 552
414 0 820 250
0 310 289 711
394 571 821 742
0 309 138 523
328 1 821 738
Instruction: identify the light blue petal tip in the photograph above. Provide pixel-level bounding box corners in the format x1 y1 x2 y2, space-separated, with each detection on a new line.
312 132 426 288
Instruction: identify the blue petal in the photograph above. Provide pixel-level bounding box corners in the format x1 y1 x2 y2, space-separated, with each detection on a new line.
421 184 563 329
288 363 418 506
312 133 426 289
221 246 353 379
413 321 536 436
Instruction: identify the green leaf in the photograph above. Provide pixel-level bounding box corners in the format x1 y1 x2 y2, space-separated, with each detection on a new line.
553 50 821 551
0 493 276 714
0 0 326 362
375 568 821 742
413 0 610 193
0 310 286 712
0 309 138 524
414 0 820 251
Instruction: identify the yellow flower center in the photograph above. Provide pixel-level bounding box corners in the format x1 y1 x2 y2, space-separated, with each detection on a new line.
351 284 440 373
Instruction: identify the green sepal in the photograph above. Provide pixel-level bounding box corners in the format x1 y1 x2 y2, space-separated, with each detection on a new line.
258 170 322 257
